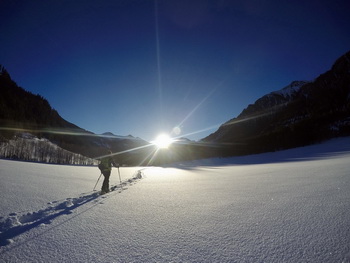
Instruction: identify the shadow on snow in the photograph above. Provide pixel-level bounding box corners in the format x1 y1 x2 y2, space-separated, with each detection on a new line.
0 171 143 247
166 137 350 169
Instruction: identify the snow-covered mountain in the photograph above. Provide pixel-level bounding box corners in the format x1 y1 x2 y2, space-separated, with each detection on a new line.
1 50 350 165
239 80 310 119
202 50 350 157
272 80 309 98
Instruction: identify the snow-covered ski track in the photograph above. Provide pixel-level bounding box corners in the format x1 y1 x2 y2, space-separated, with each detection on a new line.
0 170 144 247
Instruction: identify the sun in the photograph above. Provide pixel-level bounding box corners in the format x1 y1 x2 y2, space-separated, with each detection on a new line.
152 134 173 149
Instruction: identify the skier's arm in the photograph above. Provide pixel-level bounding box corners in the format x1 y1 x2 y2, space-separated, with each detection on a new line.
110 158 119 168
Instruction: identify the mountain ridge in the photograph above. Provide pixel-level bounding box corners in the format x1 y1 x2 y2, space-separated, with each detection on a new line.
1 50 349 164
202 50 350 157
237 80 310 119
0 67 150 165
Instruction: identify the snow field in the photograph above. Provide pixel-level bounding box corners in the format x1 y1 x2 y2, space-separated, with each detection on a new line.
1 137 350 262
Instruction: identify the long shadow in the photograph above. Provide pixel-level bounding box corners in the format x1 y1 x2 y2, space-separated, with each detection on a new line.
167 137 350 169
0 192 100 247
0 171 144 248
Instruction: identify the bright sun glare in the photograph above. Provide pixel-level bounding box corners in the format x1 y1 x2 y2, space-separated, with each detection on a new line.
153 134 173 149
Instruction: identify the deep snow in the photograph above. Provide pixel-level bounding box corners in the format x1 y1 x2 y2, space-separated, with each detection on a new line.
1 137 350 262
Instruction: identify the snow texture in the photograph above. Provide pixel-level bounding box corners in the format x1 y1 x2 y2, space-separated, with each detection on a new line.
271 80 309 99
1 137 350 262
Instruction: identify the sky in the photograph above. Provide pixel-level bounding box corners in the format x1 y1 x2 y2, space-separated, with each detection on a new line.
1 0 350 142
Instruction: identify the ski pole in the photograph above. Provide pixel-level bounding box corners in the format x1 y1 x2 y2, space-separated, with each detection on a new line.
93 173 102 191
117 166 122 188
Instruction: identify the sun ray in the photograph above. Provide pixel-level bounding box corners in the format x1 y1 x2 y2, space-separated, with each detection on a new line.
95 143 154 160
154 0 164 127
152 133 174 149
0 126 144 141
176 88 216 130
174 76 230 136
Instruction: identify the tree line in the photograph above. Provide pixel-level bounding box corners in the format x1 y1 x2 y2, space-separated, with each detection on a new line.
0 135 97 165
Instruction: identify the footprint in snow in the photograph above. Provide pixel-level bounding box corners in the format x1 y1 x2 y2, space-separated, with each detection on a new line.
0 170 144 247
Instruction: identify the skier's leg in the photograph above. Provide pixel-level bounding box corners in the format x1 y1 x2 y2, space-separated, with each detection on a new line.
101 171 111 193
105 173 110 192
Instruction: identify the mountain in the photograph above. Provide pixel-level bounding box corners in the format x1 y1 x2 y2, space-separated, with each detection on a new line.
0 66 150 165
0 66 84 138
238 80 310 119
2 50 349 165
202 50 350 157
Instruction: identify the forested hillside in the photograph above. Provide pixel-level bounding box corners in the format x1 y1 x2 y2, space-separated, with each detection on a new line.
0 66 82 139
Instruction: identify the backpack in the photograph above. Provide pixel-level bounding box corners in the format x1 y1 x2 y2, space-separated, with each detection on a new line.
98 158 109 171
98 162 105 171
98 158 111 172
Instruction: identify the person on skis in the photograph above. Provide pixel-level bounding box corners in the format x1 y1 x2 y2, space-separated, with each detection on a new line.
98 150 118 194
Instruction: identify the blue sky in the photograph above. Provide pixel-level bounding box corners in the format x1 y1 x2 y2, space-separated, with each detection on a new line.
1 0 350 142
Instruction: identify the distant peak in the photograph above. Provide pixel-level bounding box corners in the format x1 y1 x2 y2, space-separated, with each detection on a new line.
101 132 140 140
289 80 309 87
102 132 115 136
272 80 310 98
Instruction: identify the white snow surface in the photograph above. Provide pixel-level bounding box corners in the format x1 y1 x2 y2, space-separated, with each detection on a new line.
1 137 350 262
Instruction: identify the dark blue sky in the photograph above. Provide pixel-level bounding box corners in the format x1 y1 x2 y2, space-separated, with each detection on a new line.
1 0 350 141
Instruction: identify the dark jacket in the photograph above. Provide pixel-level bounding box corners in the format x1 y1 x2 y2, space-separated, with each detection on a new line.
99 156 117 173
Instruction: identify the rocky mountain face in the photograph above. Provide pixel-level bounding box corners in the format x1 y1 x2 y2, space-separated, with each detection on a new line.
238 81 310 119
202 51 350 157
0 67 150 165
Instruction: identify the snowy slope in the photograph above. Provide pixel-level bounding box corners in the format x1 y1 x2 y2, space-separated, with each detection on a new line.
1 137 350 262
271 80 309 99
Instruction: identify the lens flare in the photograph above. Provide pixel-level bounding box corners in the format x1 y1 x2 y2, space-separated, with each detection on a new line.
152 134 173 149
172 126 181 136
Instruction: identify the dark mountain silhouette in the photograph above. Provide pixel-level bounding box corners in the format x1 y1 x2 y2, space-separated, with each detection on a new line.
1 50 349 165
202 50 350 157
0 66 150 165
0 66 82 137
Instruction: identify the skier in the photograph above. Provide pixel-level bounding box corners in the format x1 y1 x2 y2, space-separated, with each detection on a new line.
98 150 118 194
